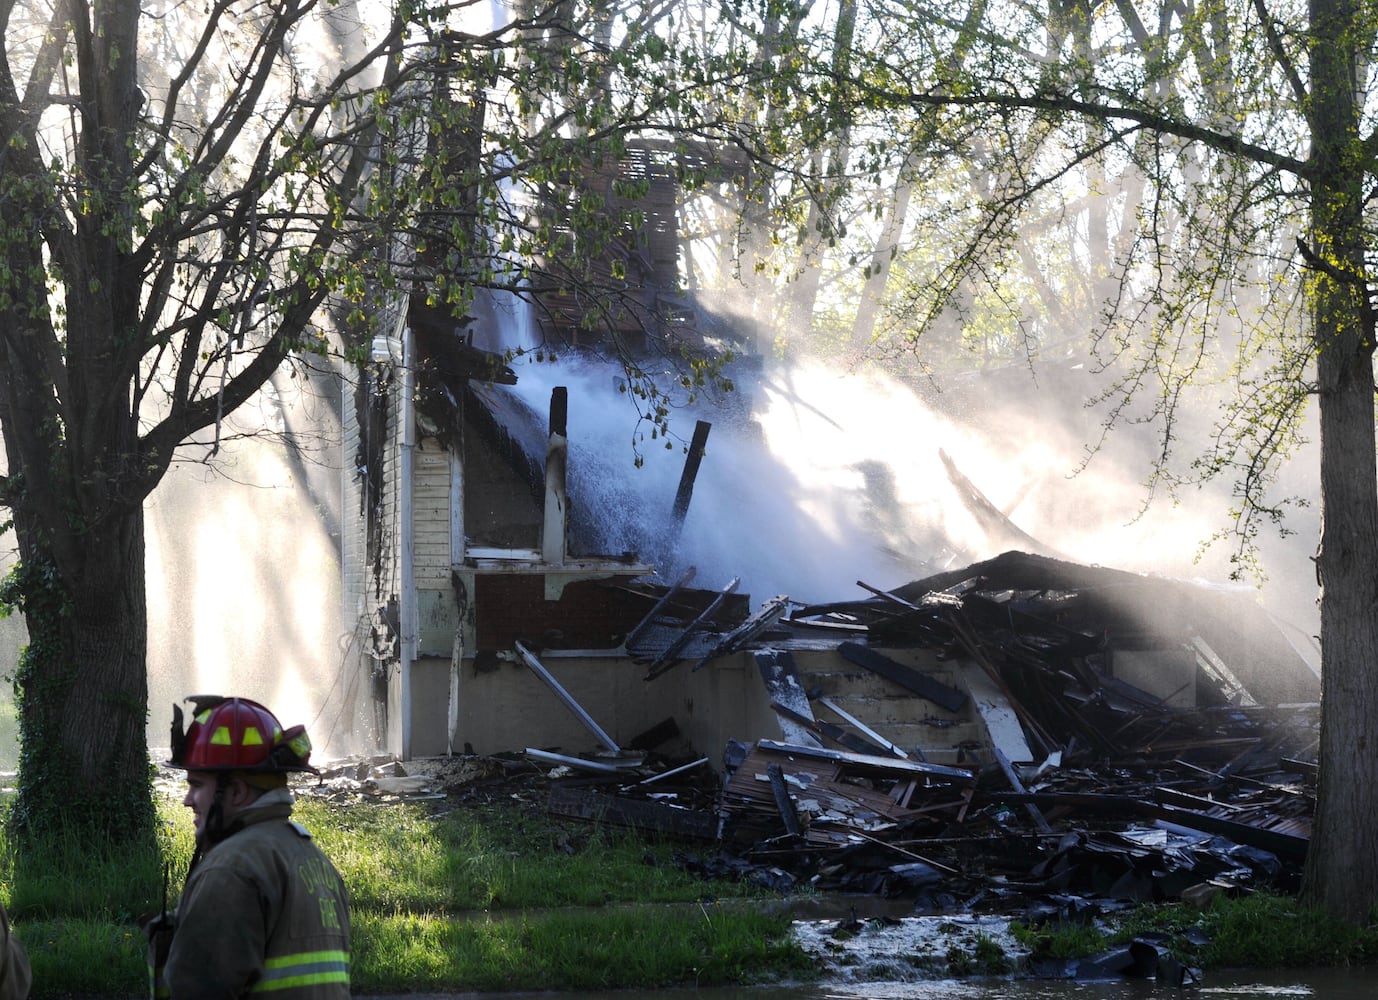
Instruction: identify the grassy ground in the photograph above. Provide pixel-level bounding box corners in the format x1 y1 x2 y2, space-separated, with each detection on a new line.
3 776 1378 996
3 783 816 996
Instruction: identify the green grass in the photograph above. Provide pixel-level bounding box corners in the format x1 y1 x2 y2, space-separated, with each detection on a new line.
1 793 206 995
2 804 192 923
1009 917 1107 960
1012 890 1378 972
299 794 773 912
0 787 814 997
20 919 148 995
9 780 1378 996
1118 891 1378 968
351 905 812 992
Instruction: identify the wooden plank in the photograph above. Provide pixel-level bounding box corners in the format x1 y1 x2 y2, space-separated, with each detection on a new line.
637 757 710 786
891 779 917 808
1190 636 1258 706
992 745 1051 834
516 641 621 752
524 748 621 773
756 739 976 783
767 763 803 836
769 700 893 758
1150 791 1309 862
938 448 1058 557
848 829 961 875
956 661 1033 764
854 580 921 609
839 641 968 713
547 783 720 840
816 695 918 760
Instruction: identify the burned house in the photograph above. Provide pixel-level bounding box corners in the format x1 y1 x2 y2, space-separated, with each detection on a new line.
337 119 1322 910
344 299 1322 776
340 139 747 758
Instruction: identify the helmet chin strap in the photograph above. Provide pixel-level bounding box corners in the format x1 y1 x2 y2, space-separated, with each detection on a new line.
187 773 250 879
200 773 246 851
185 777 230 879
204 774 230 845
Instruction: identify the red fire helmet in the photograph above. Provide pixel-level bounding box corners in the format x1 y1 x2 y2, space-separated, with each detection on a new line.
169 695 315 773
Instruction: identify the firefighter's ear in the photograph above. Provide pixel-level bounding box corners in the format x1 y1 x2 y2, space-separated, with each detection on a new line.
222 774 258 808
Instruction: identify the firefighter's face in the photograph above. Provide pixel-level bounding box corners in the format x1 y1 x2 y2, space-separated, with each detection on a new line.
183 771 219 836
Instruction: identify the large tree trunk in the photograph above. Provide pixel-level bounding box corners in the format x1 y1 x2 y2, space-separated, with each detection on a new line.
1304 352 1378 921
9 506 154 842
1298 0 1378 923
1302 326 1378 922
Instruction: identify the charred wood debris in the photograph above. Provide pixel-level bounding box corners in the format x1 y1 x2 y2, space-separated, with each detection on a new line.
533 553 1320 932
326 551 1317 984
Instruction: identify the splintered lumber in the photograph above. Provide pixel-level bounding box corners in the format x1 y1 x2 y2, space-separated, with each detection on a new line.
769 700 894 758
692 595 790 670
719 742 976 850
623 565 697 649
644 576 740 679
839 641 968 713
755 650 822 747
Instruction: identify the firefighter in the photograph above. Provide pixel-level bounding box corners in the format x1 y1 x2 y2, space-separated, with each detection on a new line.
149 696 349 1000
0 902 30 1000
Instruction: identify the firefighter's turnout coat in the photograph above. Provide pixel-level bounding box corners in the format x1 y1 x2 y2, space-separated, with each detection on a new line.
0 901 30 1000
159 790 350 1000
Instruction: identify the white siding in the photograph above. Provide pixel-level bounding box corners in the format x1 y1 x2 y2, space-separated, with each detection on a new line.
413 439 453 585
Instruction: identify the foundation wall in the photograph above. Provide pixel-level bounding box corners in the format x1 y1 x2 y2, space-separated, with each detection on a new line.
410 645 978 769
431 652 777 761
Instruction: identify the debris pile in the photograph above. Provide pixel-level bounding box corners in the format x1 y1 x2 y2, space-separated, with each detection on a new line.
278 550 1322 985
544 553 1321 922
